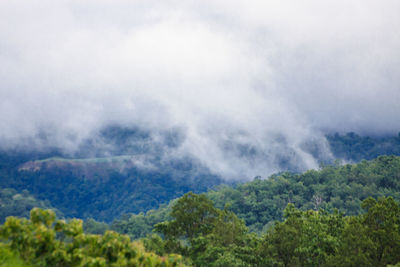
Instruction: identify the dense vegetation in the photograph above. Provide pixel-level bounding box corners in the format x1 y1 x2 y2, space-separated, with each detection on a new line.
0 244 28 267
0 150 223 222
326 132 400 161
210 155 400 232
2 196 400 266
112 155 400 238
0 188 62 224
1 130 400 224
2 129 400 266
258 196 400 266
147 193 400 266
0 208 186 266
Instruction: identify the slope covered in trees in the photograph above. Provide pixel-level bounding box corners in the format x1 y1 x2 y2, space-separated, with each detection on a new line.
0 126 227 222
2 133 400 266
113 155 400 238
2 196 400 266
0 151 223 222
1 129 400 224
0 188 62 224
327 132 400 162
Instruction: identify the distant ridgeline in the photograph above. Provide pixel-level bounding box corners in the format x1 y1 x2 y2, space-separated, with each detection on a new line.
326 132 400 162
1 128 400 225
0 126 225 223
0 153 223 222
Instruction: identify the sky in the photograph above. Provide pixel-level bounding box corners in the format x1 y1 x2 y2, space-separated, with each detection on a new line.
1 0 399 179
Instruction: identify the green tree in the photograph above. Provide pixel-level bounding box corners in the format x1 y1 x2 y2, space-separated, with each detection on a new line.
362 197 400 266
0 208 187 267
327 197 400 267
154 192 260 266
259 204 344 266
155 192 219 254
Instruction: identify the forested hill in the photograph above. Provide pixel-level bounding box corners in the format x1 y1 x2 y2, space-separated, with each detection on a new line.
2 135 400 266
0 188 63 224
327 132 400 161
0 155 223 222
111 155 400 238
1 130 400 224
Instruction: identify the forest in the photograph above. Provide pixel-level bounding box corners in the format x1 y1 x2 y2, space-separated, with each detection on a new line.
1 194 400 266
1 130 400 224
1 132 400 266
109 155 400 239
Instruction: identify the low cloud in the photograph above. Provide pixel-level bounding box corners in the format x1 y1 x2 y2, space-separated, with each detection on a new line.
0 0 399 179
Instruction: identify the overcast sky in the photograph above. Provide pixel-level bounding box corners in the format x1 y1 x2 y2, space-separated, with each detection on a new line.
1 0 399 178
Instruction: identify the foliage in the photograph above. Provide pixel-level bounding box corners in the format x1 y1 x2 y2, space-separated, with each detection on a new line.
327 197 400 266
2 196 400 266
152 192 260 266
156 193 219 240
0 188 63 224
258 196 400 267
1 130 400 225
83 218 109 235
0 243 29 267
259 205 344 266
0 125 225 223
0 208 186 267
208 155 400 232
0 150 223 222
110 203 172 240
114 155 400 238
2 130 400 224
144 193 400 266
327 132 400 162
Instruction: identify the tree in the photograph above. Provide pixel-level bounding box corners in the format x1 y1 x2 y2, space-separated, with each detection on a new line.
155 192 219 243
0 208 187 266
361 197 400 266
259 204 344 266
154 192 260 266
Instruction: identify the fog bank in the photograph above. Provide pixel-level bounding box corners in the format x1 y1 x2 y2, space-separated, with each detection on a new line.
1 0 399 178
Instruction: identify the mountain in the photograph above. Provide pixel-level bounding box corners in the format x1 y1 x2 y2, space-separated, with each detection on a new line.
2 155 223 222
327 132 400 162
1 127 400 223
0 126 226 221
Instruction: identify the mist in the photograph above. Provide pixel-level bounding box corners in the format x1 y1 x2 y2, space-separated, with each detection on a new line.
1 0 399 179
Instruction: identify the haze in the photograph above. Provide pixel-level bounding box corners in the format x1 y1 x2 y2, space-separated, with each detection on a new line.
1 0 399 179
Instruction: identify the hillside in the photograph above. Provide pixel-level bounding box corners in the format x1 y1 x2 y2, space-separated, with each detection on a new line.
326 132 400 161
1 130 400 224
112 155 400 238
0 188 62 224
10 159 222 222
2 138 400 266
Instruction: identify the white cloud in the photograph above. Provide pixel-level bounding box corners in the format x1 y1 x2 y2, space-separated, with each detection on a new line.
0 0 399 178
